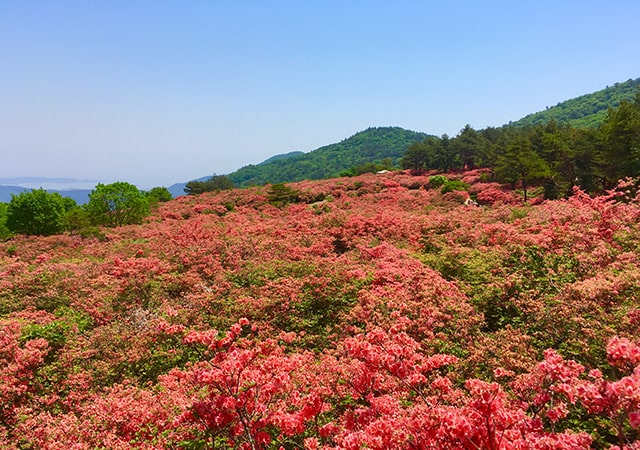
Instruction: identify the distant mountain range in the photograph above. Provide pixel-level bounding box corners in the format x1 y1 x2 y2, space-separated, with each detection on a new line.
0 184 93 204
0 178 100 204
5 77 639 200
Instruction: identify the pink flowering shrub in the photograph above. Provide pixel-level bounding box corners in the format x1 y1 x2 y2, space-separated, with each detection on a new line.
473 182 520 205
0 171 639 448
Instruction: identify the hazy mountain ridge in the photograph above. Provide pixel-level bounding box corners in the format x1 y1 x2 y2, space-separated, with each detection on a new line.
0 183 94 204
0 177 99 187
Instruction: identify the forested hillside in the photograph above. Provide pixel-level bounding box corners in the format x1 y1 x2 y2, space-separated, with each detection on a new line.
512 77 640 128
402 91 640 200
180 78 639 192
226 127 428 187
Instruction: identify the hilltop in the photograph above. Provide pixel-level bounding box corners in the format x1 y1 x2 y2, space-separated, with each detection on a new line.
225 126 429 187
258 151 305 165
0 177 99 203
167 151 307 197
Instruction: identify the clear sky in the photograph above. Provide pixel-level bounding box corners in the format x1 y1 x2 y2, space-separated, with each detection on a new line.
1 1 639 189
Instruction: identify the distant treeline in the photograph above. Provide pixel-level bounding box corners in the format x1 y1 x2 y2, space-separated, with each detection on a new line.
402 93 640 201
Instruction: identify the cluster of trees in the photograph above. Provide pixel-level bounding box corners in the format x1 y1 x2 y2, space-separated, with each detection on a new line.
0 182 172 238
402 93 640 201
183 174 234 195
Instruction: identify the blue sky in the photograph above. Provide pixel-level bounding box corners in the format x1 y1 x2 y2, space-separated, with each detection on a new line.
1 1 639 189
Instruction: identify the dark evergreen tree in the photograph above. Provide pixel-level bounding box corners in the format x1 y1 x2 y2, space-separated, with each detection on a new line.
451 124 490 170
571 127 605 193
184 175 234 195
600 93 640 185
494 136 551 202
401 138 436 172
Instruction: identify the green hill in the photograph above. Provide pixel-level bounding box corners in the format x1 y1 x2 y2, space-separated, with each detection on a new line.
258 151 305 165
227 127 429 187
512 77 640 128
183 77 638 191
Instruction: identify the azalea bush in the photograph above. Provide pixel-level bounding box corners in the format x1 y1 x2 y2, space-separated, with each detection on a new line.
1 171 640 448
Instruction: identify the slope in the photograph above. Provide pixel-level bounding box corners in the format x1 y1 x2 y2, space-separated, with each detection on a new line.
512 77 640 128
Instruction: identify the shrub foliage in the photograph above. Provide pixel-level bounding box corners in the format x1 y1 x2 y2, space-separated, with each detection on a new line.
1 171 640 448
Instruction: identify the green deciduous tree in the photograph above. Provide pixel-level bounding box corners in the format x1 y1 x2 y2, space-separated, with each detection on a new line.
0 202 11 240
6 189 72 236
85 182 150 227
145 187 173 205
62 207 91 234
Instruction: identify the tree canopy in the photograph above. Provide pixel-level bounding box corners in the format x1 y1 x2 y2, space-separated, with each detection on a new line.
601 93 640 182
0 202 12 240
85 182 150 227
494 136 551 201
145 186 173 204
5 189 72 236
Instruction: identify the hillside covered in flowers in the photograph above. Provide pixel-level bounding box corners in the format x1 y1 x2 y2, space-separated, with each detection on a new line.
1 170 640 449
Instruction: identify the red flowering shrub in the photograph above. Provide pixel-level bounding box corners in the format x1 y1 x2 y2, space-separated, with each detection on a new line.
474 182 520 205
1 171 640 448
